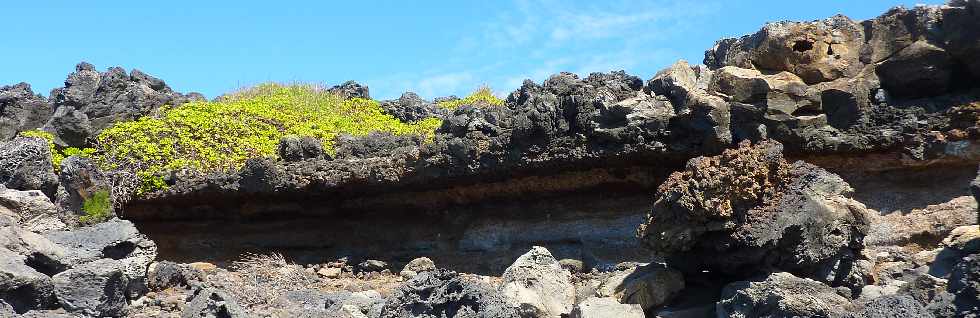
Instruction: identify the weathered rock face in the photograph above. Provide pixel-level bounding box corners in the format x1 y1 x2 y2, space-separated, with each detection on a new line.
717 272 857 318
596 263 684 311
328 80 371 100
0 83 53 141
277 135 326 162
51 258 129 317
0 137 59 198
44 62 196 147
705 15 865 85
637 141 872 285
44 219 158 298
381 92 448 122
55 156 111 217
0 185 70 233
380 269 519 318
498 246 575 317
179 287 247 318
570 297 643 318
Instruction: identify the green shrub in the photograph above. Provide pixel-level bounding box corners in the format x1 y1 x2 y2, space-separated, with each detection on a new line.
80 190 112 224
17 130 95 171
96 83 443 194
437 87 505 109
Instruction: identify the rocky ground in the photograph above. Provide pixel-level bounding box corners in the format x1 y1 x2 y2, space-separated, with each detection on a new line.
2 1 980 317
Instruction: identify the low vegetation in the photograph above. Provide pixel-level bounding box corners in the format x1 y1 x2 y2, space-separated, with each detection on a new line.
436 87 505 109
80 190 112 224
95 83 442 194
18 130 95 171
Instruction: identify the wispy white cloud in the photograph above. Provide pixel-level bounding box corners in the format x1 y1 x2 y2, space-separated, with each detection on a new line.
368 0 721 99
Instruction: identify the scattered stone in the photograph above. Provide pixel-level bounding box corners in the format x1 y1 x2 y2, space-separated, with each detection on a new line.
380 269 519 318
180 287 247 318
358 259 388 272
402 257 435 273
597 263 684 311
146 261 188 290
318 267 341 279
570 297 643 318
499 246 575 317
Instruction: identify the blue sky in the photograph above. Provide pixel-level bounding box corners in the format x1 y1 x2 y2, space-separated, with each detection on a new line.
1 0 944 100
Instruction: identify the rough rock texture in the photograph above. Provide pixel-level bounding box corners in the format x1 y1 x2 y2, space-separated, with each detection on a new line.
277 135 326 162
55 156 111 216
0 83 52 141
44 219 157 298
0 137 59 197
705 15 865 84
381 92 448 122
859 295 933 318
637 141 872 286
716 272 857 318
51 258 129 317
570 297 644 318
0 185 69 233
380 269 519 318
45 62 196 147
499 246 575 318
948 253 980 316
180 287 247 318
0 248 56 314
596 263 684 311
328 81 371 100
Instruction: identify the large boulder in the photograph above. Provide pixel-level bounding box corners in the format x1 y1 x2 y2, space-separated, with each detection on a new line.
647 61 732 152
716 272 856 318
380 269 519 318
0 185 69 233
44 62 194 147
0 137 59 197
941 0 980 79
44 219 157 298
948 254 980 316
637 140 872 284
499 246 575 318
875 40 954 98
51 258 128 317
704 15 865 84
860 5 943 64
0 83 53 141
596 263 684 311
277 135 326 162
0 248 57 314
708 66 813 116
570 297 644 318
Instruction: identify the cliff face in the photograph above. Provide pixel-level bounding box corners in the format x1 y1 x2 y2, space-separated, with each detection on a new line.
0 1 979 317
105 1 980 269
